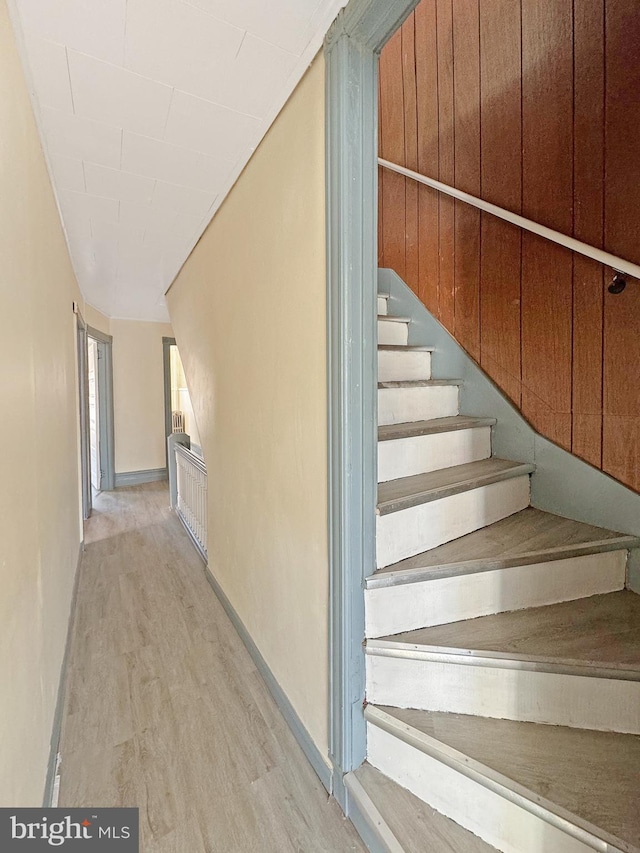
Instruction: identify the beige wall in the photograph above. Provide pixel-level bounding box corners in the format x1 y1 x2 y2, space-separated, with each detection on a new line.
83 303 111 336
0 0 82 805
167 56 329 756
111 319 173 474
81 305 175 476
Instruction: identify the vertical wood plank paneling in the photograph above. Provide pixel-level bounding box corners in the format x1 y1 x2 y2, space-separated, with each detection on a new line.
452 0 481 361
378 0 640 494
379 27 406 281
572 0 605 468
603 0 640 491
436 0 455 330
415 0 440 315
478 0 522 405
402 15 420 294
521 0 573 450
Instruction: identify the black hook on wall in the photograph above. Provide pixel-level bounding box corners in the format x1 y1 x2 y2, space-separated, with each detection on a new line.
608 272 627 294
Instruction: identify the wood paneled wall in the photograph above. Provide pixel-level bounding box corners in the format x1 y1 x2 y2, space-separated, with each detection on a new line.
378 0 640 492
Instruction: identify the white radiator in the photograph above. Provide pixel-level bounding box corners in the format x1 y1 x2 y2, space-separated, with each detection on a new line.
174 443 207 559
172 410 185 432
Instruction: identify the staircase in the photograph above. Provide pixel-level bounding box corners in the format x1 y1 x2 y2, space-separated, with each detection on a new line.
351 289 640 852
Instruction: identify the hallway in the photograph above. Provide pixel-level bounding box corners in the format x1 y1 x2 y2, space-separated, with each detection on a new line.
58 483 365 852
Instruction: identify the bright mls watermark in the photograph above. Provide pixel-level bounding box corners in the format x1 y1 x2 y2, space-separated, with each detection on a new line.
0 809 138 851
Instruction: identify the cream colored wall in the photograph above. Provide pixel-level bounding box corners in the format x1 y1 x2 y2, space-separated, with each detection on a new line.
83 303 111 336
111 319 173 474
82 306 174 476
167 55 329 756
81 305 174 474
0 0 82 805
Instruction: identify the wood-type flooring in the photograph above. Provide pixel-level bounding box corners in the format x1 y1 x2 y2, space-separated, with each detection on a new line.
58 483 365 853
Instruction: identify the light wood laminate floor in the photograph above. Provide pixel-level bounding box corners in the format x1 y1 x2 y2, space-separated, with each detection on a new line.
58 483 365 853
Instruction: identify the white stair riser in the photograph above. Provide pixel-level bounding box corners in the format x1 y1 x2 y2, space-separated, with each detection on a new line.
378 319 408 345
376 477 530 569
365 550 627 637
378 385 459 426
377 427 491 483
366 655 640 734
377 296 388 315
367 725 595 853
378 350 432 383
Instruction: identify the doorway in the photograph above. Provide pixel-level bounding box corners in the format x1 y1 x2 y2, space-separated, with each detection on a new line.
87 337 100 496
324 0 418 799
78 316 115 518
87 327 115 495
163 336 201 462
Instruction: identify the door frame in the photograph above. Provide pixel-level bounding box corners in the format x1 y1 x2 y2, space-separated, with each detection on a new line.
162 336 177 469
77 313 91 519
324 0 419 806
87 325 115 492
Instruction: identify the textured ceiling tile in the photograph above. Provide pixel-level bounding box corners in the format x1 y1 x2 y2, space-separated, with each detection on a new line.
119 200 168 232
185 0 322 55
121 131 232 193
16 0 126 65
84 163 155 205
152 180 216 218
14 0 344 319
124 0 243 95
22 35 73 112
60 210 93 243
164 90 262 161
89 219 146 245
41 107 122 168
201 34 298 118
58 189 120 226
143 211 204 247
68 51 173 138
48 153 86 192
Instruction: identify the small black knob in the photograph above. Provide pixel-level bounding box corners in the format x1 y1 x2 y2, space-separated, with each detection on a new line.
608 273 627 294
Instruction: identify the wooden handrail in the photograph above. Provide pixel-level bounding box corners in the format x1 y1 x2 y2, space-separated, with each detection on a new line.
379 158 640 283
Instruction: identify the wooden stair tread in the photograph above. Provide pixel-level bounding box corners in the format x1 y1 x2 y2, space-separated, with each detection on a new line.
370 706 640 852
378 415 496 442
378 378 462 389
351 762 497 852
377 590 640 670
377 458 534 516
369 507 639 587
378 314 411 323
377 344 434 352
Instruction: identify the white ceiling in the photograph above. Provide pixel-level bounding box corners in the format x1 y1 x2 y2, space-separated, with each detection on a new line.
9 0 345 322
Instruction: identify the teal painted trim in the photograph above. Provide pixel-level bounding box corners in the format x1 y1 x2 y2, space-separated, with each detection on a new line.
343 772 401 853
100 340 115 492
43 543 84 806
115 468 167 487
162 337 177 471
343 798 391 852
204 567 334 794
325 0 420 786
531 436 640 592
76 315 91 519
380 267 640 590
87 326 115 492
176 507 207 565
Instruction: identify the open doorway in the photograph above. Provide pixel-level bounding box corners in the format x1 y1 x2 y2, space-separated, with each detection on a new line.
163 337 202 460
78 315 116 518
86 327 115 495
87 337 100 497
